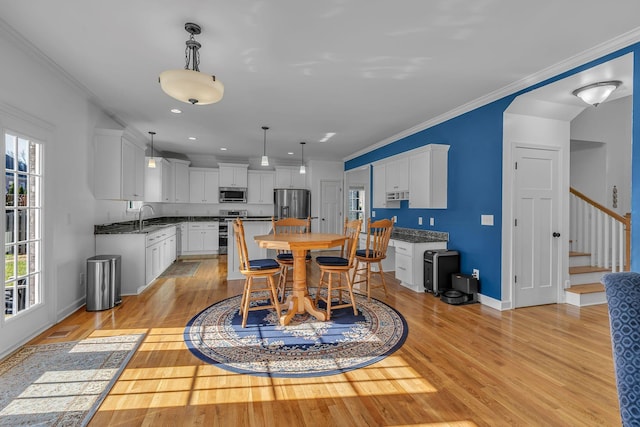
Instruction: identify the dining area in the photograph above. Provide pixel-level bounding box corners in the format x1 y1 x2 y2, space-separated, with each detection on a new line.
232 216 395 327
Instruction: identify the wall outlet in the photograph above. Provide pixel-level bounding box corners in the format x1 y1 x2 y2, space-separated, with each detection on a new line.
372 210 376 218
418 217 422 225
430 217 435 226
472 269 480 280
392 215 397 223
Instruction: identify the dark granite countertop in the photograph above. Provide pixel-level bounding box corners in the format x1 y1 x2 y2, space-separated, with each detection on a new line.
388 227 448 243
94 215 274 234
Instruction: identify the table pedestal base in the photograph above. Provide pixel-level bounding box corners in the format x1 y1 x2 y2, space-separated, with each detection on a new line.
280 294 327 325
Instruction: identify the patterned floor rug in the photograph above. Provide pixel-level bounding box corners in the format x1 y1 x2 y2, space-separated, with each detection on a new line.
160 260 200 277
184 293 408 378
0 333 144 426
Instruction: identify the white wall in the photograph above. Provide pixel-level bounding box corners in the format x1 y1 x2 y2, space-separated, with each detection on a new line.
0 23 125 355
570 95 632 214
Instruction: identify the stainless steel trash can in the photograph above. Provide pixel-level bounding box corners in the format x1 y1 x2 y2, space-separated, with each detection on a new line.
86 255 121 311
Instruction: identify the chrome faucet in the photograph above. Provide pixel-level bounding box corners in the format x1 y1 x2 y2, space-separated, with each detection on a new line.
138 204 155 231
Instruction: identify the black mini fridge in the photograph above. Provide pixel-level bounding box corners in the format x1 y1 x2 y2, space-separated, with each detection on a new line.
423 250 459 296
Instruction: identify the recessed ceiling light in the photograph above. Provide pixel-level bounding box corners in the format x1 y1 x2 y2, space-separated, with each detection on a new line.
188 136 197 140
319 132 336 142
220 147 227 151
171 108 182 114
288 152 294 155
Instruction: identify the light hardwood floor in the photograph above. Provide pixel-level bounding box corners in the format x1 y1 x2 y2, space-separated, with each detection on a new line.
26 255 620 426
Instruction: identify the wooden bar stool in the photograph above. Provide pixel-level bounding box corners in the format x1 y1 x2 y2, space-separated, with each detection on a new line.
314 219 362 319
232 219 282 328
351 218 394 300
271 216 311 303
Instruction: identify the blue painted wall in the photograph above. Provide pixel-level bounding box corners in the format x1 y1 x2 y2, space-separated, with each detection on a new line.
346 100 513 300
346 42 640 302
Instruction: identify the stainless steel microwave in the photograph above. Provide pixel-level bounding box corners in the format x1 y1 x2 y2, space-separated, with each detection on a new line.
219 187 247 203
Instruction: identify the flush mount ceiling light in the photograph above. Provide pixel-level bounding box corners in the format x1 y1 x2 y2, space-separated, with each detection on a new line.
299 142 306 174
261 126 270 166
148 131 156 168
159 22 224 105
572 80 622 107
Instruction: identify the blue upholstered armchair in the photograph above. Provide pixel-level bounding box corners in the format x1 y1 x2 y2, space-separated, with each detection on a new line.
601 272 640 426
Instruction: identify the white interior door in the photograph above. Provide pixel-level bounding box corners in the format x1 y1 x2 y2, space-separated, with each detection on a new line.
320 180 342 234
513 146 561 307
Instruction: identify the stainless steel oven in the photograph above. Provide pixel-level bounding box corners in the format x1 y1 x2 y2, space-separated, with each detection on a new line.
219 210 247 254
218 222 228 254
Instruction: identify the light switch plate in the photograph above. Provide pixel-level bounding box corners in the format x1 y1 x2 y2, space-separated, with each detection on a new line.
429 217 434 226
481 214 494 226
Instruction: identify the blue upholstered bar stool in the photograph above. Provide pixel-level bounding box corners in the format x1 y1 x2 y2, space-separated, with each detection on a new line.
314 219 362 319
271 216 311 303
232 219 282 328
351 218 394 300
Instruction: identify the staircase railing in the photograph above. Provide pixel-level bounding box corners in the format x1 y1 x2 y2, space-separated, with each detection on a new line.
569 187 630 272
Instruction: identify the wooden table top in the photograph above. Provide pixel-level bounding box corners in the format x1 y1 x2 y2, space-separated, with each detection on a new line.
254 233 346 251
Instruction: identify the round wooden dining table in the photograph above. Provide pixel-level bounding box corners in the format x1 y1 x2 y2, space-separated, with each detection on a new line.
254 232 347 325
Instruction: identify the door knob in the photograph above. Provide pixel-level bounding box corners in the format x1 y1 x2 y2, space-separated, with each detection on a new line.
552 232 561 238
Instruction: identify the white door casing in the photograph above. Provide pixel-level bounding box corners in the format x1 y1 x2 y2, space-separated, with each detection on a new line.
320 180 342 234
513 146 561 308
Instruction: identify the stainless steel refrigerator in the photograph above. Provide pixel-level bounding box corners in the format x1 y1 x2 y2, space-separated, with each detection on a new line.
274 188 311 219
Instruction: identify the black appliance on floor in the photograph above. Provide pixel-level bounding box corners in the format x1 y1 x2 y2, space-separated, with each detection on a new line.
441 273 479 305
423 250 459 296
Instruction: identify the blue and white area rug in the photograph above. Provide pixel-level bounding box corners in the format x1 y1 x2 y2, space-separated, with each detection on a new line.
184 293 408 378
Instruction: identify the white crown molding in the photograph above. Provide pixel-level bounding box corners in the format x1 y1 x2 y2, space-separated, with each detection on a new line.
0 17 128 130
344 26 640 163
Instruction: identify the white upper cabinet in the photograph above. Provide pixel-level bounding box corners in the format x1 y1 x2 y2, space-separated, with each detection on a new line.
145 158 173 203
248 170 275 204
189 168 219 204
386 156 409 192
409 144 449 209
371 144 449 210
275 166 305 188
94 128 145 201
121 137 145 200
372 163 388 208
170 159 191 203
219 163 248 187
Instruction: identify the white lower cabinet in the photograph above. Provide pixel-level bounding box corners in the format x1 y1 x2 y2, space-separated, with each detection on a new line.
393 239 446 292
177 222 188 256
96 225 177 296
184 222 219 254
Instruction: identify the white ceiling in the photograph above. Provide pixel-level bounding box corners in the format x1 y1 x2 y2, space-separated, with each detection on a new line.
1 1 639 167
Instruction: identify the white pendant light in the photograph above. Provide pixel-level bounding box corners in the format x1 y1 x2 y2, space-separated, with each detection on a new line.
572 80 622 107
261 126 270 166
148 131 156 168
299 142 306 174
159 23 224 105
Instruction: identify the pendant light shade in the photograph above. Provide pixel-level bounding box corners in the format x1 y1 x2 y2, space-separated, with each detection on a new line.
299 142 306 174
148 131 156 168
572 80 622 107
261 126 269 166
159 23 224 105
